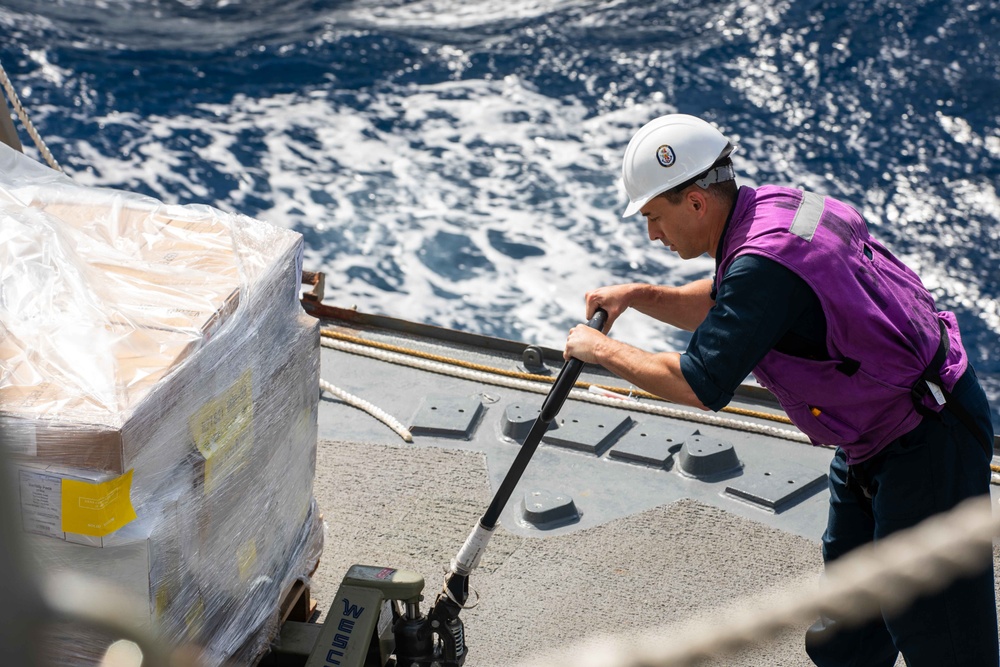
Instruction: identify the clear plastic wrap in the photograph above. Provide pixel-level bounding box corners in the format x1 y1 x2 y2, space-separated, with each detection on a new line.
0 144 323 665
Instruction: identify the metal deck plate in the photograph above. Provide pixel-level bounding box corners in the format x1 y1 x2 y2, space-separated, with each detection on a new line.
521 490 580 529
541 406 634 455
677 435 742 480
409 395 484 439
724 461 827 512
500 403 555 442
607 422 695 468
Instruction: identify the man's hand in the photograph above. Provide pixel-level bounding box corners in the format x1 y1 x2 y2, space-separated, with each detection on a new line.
584 284 642 332
585 279 714 333
563 323 607 364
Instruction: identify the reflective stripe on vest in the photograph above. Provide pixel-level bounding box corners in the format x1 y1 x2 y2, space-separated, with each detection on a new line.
788 191 826 241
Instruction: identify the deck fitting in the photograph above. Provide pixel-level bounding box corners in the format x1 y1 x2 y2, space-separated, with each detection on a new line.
520 345 551 375
724 461 827 512
608 422 695 469
500 403 554 441
521 490 579 529
541 407 634 455
677 434 742 480
409 395 484 439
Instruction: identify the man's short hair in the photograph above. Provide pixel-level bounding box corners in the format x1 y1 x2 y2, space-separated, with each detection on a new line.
659 157 737 205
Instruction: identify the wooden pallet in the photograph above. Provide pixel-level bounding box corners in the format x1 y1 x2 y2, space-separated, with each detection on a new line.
279 577 318 626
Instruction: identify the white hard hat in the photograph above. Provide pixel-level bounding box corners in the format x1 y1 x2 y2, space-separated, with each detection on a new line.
621 114 736 218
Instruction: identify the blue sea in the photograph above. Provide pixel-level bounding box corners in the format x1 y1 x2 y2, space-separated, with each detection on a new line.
2 0 998 427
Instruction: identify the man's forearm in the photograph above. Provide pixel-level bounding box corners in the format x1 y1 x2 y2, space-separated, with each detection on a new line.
627 279 715 332
590 336 705 409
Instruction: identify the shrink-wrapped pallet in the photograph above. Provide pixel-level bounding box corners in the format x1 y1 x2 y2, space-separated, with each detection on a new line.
0 143 323 665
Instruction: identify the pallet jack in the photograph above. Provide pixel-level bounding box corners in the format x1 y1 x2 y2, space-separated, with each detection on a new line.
267 310 607 667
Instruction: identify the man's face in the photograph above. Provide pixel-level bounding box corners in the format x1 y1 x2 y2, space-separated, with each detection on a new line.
640 193 704 259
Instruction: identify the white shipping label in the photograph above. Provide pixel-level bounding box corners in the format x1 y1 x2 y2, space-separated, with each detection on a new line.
19 469 64 538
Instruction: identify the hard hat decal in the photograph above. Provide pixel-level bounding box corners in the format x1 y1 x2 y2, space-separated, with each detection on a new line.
656 145 676 168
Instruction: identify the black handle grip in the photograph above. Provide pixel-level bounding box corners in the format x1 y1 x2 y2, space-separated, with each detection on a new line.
588 307 610 332
540 308 607 421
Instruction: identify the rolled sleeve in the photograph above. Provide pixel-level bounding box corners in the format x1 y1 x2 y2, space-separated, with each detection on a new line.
680 351 733 411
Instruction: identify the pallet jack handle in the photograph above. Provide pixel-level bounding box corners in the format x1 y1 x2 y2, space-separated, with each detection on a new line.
421 309 607 666
447 307 608 576
486 307 607 530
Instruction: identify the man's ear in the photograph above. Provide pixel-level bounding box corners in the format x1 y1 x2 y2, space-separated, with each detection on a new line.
687 189 707 212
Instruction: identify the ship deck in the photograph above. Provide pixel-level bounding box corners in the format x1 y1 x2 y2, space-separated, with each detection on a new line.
298 304 845 665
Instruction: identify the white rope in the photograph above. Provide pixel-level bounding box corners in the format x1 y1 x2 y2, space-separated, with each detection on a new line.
0 59 63 172
516 495 998 667
319 378 413 443
320 336 810 444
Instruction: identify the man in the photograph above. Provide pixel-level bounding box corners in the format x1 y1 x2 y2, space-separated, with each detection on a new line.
563 113 998 666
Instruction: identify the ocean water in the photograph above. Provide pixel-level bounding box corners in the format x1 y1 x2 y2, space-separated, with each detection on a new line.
2 0 998 426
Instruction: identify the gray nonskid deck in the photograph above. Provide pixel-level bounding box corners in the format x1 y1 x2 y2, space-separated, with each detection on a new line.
310 439 824 666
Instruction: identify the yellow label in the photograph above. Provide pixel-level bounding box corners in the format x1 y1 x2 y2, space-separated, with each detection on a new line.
61 470 137 537
155 585 171 618
237 539 257 581
185 595 205 641
189 369 254 494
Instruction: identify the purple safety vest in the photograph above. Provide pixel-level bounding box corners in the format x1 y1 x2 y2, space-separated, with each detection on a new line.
717 186 968 464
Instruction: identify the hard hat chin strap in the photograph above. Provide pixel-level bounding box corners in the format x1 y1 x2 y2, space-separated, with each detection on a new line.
695 163 736 189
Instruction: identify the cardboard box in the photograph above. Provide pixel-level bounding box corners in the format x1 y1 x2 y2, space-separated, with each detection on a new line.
16 314 321 663
1 197 304 474
35 199 243 337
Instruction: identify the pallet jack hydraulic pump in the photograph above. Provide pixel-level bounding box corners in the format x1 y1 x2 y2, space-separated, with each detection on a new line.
301 564 463 667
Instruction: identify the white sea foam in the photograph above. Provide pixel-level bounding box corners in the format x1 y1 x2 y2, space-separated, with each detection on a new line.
61 72 708 351
2 0 997 421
